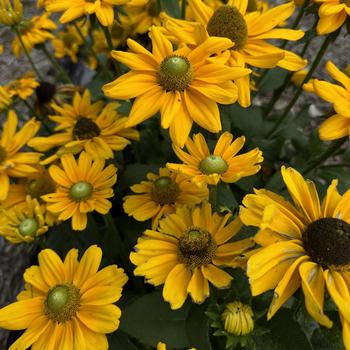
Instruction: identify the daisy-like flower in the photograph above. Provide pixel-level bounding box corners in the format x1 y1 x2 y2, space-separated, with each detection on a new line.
0 196 48 244
0 110 41 201
12 13 56 58
314 0 350 34
6 72 39 100
103 26 251 147
131 202 255 309
123 167 208 229
0 245 128 350
240 166 350 349
167 132 263 187
46 0 129 26
42 152 117 230
29 92 139 162
162 0 306 107
303 60 350 141
0 86 12 112
0 0 22 26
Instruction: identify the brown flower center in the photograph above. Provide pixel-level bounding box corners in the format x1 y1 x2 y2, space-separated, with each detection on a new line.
157 55 193 92
0 145 7 164
150 176 180 205
303 218 350 270
178 227 217 270
207 5 248 50
27 178 55 200
73 117 100 140
62 33 76 48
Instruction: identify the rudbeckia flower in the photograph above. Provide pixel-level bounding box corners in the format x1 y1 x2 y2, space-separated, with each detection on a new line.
42 152 117 230
240 166 350 349
0 86 12 112
0 245 128 350
303 60 350 141
123 167 208 229
103 26 251 147
6 72 39 100
167 132 263 187
130 202 255 309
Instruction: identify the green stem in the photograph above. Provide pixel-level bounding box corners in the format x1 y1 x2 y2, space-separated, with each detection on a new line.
301 138 347 175
181 0 187 19
320 163 350 168
22 99 51 133
40 45 72 84
157 0 162 11
266 33 336 139
209 185 218 211
14 26 43 81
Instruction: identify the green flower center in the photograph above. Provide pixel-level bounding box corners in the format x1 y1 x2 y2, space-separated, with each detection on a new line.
27 178 55 199
150 176 180 205
178 226 217 270
45 284 80 323
70 181 93 201
303 218 350 270
199 155 228 175
0 145 7 164
157 55 193 92
73 117 101 140
207 5 248 50
147 0 161 17
19 218 39 237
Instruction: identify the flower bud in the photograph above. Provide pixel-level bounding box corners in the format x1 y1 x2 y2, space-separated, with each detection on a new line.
0 0 23 26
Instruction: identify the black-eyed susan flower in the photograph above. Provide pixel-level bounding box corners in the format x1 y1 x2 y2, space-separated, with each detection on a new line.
11 13 56 58
42 152 117 231
130 202 255 309
103 26 251 147
6 72 39 100
123 167 208 229
167 132 263 187
0 196 48 244
29 91 139 162
240 166 350 349
0 245 128 349
303 61 350 141
0 0 22 26
0 86 12 112
0 110 41 201
46 0 129 26
162 0 307 107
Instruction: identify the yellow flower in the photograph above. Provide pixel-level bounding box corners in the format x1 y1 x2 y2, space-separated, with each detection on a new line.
103 26 251 147
131 202 255 309
162 0 306 107
0 86 12 111
240 166 350 349
0 44 4 54
0 0 22 26
303 60 350 141
29 91 139 162
0 245 128 350
42 152 117 231
291 68 308 87
314 0 350 35
221 301 254 336
12 13 56 58
0 196 48 244
47 0 129 26
6 72 39 100
0 110 41 201
167 132 263 187
123 167 208 229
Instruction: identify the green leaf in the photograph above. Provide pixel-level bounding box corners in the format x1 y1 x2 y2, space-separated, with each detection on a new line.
161 0 181 18
259 67 290 93
120 291 191 348
228 105 263 137
108 330 139 350
217 182 238 211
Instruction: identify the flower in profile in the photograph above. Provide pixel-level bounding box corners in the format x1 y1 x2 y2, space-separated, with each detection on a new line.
0 196 48 244
131 202 255 309
0 110 41 201
103 26 251 147
240 166 350 349
162 0 306 107
0 0 22 26
6 72 39 100
0 245 128 350
314 0 350 34
303 60 350 141
167 132 263 187
0 86 12 112
47 0 130 26
123 167 208 229
42 152 117 230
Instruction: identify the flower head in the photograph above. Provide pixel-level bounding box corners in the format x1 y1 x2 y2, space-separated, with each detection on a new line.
6 72 39 100
240 166 350 349
0 0 22 26
167 132 263 187
123 167 208 229
103 26 251 147
0 245 128 350
0 86 12 112
42 152 117 230
131 202 255 309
